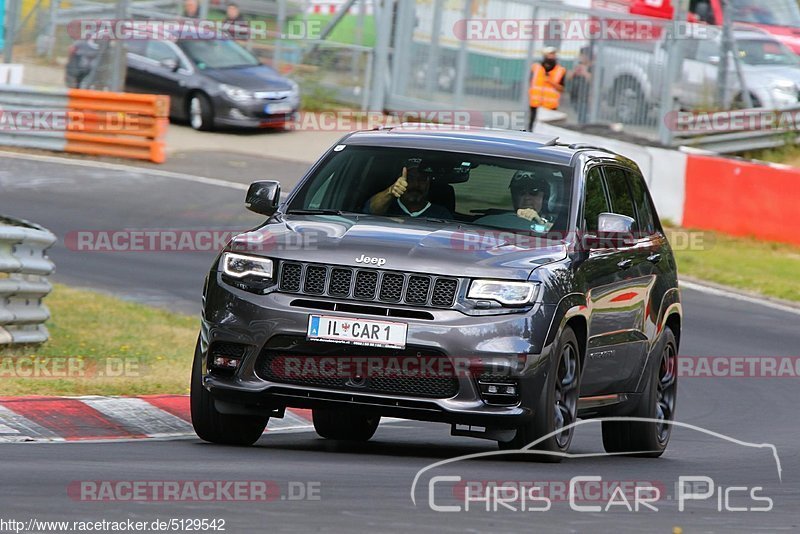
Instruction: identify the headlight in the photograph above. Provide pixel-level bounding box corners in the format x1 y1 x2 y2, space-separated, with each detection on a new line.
467 280 539 306
222 252 273 279
772 81 797 97
220 84 255 102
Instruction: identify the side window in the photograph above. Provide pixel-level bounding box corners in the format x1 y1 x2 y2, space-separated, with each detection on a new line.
626 170 657 236
583 167 609 233
604 167 638 231
145 41 179 63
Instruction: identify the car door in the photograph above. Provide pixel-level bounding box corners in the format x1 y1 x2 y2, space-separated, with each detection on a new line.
578 164 649 396
623 167 673 388
126 40 191 117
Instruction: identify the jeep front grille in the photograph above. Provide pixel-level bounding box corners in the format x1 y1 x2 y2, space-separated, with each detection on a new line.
277 262 460 309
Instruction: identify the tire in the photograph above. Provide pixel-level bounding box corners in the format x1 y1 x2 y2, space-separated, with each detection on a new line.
612 81 646 124
732 93 762 110
601 328 678 458
498 326 582 462
312 408 380 442
190 337 269 446
188 93 214 131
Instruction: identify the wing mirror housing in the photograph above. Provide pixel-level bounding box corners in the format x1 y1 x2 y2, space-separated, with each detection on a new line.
246 181 281 216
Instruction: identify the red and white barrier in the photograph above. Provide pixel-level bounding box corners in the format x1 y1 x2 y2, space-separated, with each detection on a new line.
307 0 374 15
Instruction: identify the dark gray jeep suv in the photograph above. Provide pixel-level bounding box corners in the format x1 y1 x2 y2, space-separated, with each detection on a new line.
192 126 682 460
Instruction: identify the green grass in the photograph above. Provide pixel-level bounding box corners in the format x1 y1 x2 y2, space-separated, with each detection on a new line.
669 228 800 302
0 284 198 397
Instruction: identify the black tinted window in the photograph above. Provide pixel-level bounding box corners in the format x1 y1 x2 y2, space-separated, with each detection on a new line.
627 170 656 236
604 167 637 230
583 167 608 233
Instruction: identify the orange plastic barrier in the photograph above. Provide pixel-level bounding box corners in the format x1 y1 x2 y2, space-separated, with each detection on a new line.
65 89 169 163
684 154 800 246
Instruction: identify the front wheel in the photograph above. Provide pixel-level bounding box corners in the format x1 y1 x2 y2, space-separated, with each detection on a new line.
312 408 380 442
602 328 678 457
498 326 581 462
190 337 269 446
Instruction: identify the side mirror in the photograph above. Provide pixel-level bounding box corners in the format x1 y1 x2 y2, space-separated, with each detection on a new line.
160 58 179 71
246 180 281 216
584 213 637 249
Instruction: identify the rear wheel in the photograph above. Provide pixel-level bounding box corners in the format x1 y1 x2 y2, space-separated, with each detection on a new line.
312 408 380 441
498 327 581 462
602 328 678 457
190 337 269 446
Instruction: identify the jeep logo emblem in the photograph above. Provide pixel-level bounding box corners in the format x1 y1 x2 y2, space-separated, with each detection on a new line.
355 254 386 267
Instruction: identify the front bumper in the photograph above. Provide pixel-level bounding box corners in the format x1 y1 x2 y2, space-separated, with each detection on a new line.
200 272 558 428
212 94 298 129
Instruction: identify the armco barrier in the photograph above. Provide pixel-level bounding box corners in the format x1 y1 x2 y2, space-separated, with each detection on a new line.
683 153 800 247
0 216 57 346
0 86 168 163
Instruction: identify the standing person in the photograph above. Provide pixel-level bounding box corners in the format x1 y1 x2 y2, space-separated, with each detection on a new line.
568 46 594 125
183 0 199 18
224 3 246 25
528 47 566 132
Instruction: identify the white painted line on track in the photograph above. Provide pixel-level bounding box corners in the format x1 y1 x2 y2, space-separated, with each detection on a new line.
0 150 248 191
681 280 800 316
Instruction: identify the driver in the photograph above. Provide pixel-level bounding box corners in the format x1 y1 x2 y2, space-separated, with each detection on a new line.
475 170 556 232
365 158 452 219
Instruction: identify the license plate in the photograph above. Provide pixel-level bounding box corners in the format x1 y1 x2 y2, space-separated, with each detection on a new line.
265 103 293 115
307 315 408 349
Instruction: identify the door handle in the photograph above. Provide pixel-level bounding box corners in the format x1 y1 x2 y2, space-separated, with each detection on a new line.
647 253 662 264
617 259 633 270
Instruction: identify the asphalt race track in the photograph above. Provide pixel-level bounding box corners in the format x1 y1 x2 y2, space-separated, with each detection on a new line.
1 154 798 533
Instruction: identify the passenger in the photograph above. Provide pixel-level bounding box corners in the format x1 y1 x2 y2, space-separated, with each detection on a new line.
475 171 556 232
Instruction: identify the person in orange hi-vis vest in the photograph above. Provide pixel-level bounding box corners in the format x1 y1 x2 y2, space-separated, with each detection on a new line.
528 47 566 132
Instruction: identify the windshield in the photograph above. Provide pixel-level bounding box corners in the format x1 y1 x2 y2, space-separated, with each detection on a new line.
737 39 800 66
287 145 574 236
177 39 260 69
730 0 800 27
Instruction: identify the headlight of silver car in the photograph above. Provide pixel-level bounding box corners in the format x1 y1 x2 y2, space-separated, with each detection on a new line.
222 252 273 279
467 280 539 306
220 84 255 102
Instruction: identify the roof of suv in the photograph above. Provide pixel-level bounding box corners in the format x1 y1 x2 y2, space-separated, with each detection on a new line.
341 125 618 165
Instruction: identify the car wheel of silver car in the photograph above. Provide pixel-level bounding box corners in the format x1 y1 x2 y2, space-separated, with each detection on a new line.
613 83 645 125
190 337 269 446
312 408 380 442
601 327 678 458
189 94 214 131
498 326 581 462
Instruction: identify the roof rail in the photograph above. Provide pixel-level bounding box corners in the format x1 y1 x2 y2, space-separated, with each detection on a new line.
566 143 619 155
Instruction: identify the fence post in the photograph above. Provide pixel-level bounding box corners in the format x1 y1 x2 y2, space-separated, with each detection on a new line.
368 0 394 112
453 0 472 109
3 0 21 62
657 1 686 146
109 0 130 92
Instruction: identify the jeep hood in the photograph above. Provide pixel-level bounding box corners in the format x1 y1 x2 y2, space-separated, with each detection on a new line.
229 215 568 280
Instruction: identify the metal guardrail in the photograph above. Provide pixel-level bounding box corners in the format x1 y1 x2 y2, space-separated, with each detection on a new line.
0 216 56 346
671 106 800 154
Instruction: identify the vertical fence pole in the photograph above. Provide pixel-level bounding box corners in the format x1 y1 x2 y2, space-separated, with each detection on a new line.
657 0 686 146
275 0 286 71
368 0 394 111
453 0 472 109
521 5 539 127
3 0 20 63
110 0 130 91
425 0 443 95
